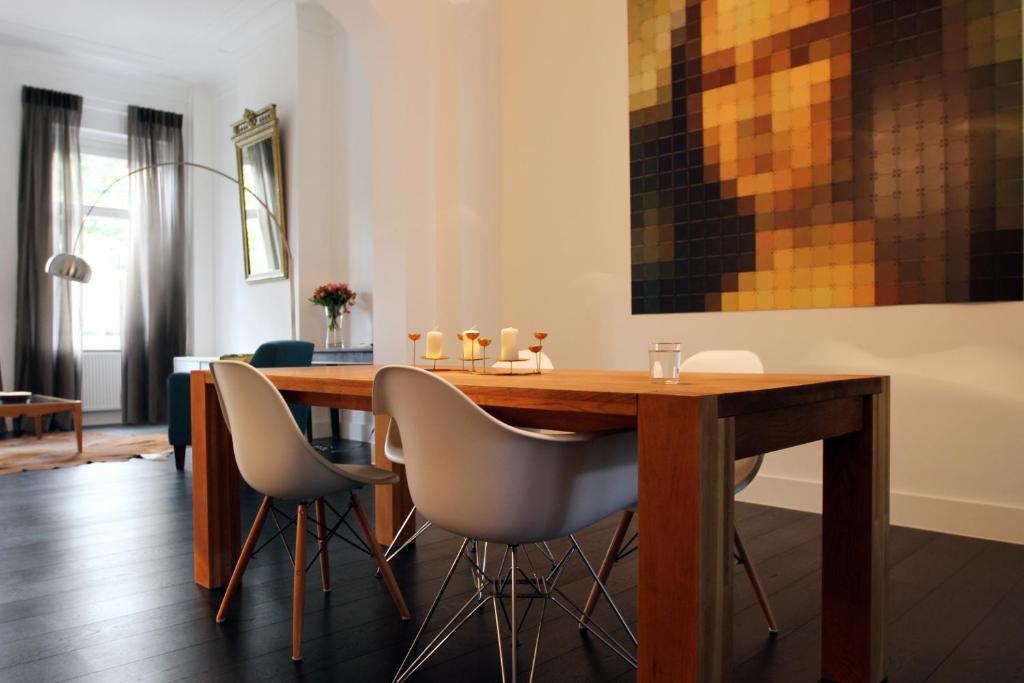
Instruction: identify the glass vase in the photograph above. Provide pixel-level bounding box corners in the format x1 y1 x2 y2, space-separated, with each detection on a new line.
325 306 345 349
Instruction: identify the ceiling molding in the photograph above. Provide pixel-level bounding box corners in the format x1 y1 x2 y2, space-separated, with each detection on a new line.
0 0 295 84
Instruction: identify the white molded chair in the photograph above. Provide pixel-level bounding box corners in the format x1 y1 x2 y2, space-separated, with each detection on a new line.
209 361 411 662
580 349 779 634
373 365 639 681
380 349 559 570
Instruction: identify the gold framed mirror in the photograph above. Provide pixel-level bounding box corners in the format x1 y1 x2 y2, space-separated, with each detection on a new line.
232 104 288 282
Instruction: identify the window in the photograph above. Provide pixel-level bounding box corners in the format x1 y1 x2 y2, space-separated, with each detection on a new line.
80 131 129 351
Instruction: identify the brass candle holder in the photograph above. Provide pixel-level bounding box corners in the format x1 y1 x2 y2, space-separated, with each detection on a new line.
531 331 549 374
457 333 465 371
477 337 492 374
420 355 449 371
408 332 421 367
465 331 481 373
497 356 530 374
528 344 544 374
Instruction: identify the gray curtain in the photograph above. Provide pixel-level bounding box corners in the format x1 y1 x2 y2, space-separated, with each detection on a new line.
14 86 83 432
122 106 186 424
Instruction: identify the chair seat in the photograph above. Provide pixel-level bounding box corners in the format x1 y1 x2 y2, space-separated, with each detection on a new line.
268 457 399 501
332 462 400 486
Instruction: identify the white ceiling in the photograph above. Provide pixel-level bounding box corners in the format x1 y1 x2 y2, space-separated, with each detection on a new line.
0 0 295 83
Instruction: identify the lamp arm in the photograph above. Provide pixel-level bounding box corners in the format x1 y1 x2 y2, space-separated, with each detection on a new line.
72 160 297 340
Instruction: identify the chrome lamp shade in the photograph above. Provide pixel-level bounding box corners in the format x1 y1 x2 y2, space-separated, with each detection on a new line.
45 252 92 283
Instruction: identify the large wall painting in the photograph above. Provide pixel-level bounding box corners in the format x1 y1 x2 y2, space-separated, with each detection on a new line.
628 0 1023 313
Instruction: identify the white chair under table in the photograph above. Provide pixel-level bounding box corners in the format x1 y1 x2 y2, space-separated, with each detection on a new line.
580 349 780 635
380 347 557 572
374 365 639 682
209 361 411 662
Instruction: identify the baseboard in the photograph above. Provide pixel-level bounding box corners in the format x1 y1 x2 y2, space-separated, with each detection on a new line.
738 473 1024 545
83 410 123 427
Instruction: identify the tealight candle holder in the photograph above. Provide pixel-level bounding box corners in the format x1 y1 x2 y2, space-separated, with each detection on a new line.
528 344 544 374
477 337 492 374
465 331 481 373
420 355 450 371
498 356 530 374
408 332 421 367
531 331 549 374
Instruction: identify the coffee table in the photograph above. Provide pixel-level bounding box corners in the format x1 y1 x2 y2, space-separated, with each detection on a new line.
0 395 83 453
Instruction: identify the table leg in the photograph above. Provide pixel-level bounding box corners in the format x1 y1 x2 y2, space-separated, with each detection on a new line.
822 379 889 682
637 395 733 682
73 404 83 453
191 372 241 589
34 415 42 439
330 408 341 440
372 414 416 547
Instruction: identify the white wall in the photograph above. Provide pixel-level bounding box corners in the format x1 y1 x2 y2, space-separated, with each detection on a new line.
315 0 442 364
195 2 378 357
190 2 380 438
496 0 1024 543
293 3 374 350
434 0 501 339
198 6 297 354
0 41 193 398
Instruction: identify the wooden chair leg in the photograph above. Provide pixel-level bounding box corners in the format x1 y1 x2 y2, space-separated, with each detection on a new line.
581 509 634 624
174 444 186 471
351 492 411 620
293 503 307 661
315 498 331 592
735 528 779 634
216 496 272 622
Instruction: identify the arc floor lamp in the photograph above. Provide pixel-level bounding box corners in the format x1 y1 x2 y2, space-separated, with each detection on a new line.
45 161 297 339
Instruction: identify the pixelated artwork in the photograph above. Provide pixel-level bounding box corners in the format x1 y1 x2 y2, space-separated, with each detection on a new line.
628 0 1023 313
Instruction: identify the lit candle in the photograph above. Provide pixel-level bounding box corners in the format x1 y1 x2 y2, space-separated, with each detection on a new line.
500 327 518 361
462 330 479 360
425 330 444 359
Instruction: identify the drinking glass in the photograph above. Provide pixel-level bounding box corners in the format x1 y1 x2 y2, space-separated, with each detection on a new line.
648 342 682 384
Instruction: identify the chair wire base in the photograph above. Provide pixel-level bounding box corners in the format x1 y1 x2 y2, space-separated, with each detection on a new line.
393 535 637 683
376 507 557 589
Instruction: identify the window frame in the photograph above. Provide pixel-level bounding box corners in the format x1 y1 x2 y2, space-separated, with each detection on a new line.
79 128 130 352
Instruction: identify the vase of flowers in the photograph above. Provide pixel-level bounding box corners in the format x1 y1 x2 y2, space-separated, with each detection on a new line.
309 282 356 349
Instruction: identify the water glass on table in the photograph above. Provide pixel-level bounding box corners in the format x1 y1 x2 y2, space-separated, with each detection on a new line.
649 342 682 384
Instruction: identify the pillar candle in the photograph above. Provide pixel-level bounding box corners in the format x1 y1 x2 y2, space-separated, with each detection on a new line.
500 327 518 361
462 331 479 360
425 330 444 359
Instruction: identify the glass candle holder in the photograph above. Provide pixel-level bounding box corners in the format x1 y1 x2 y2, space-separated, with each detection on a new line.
649 342 682 384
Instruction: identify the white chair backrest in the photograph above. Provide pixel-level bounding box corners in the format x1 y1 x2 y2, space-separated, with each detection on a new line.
373 365 636 544
680 349 763 374
680 350 765 491
210 361 343 500
387 351 559 464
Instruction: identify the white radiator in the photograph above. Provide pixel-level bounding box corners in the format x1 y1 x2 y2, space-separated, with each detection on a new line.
82 351 122 412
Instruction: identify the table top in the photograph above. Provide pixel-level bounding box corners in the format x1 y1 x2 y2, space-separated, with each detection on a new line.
0 393 77 404
0 393 80 415
199 364 883 418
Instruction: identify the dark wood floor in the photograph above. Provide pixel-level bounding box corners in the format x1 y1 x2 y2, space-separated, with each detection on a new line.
1 439 1023 682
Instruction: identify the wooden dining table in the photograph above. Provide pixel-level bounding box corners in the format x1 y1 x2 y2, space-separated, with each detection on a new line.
190 364 889 682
